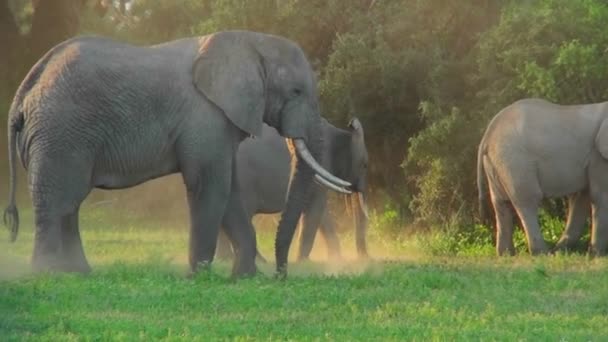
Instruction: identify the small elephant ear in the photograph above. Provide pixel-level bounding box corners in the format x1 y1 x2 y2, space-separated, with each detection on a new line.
596 119 608 159
348 117 365 139
192 32 266 137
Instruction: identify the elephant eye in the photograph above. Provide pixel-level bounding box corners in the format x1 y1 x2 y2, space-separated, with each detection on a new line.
291 88 302 97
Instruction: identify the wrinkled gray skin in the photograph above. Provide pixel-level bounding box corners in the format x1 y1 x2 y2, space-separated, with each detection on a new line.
216 118 369 262
478 98 608 257
3 30 350 278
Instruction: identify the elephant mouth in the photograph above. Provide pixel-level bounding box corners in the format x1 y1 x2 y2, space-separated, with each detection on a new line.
293 138 352 194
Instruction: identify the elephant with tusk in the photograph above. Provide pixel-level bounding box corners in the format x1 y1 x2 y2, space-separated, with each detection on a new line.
3 30 350 278
216 117 369 264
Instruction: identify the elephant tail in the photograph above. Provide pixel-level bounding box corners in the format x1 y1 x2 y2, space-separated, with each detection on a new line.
477 141 491 225
2 35 81 242
4 109 23 243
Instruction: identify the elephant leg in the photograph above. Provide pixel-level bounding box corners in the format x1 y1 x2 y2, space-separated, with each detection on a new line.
319 210 342 261
32 208 64 272
554 192 590 252
255 249 268 263
589 197 608 256
297 190 327 261
492 198 515 256
512 198 548 255
183 159 233 274
60 206 91 273
30 158 91 273
352 193 369 259
218 157 257 277
215 229 235 261
587 158 608 256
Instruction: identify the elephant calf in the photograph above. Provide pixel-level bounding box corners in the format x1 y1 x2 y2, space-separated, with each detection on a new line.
478 98 608 256
217 118 369 262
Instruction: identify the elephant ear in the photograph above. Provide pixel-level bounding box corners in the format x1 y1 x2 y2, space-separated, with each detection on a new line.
192 32 266 137
596 119 608 159
348 117 365 142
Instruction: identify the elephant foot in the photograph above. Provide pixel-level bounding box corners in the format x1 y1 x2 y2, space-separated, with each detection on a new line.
231 262 257 279
256 252 268 264
496 247 516 256
296 255 310 263
32 253 75 274
328 253 344 263
274 265 288 281
215 249 235 262
62 258 92 274
190 260 213 274
588 245 607 258
357 252 372 262
552 241 573 254
529 243 549 256
231 251 257 278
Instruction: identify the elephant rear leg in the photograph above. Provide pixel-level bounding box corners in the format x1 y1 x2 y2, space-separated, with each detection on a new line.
297 192 327 261
31 209 64 272
61 206 91 273
512 198 548 255
32 203 90 272
491 158 547 255
487 171 516 255
215 230 235 261
491 198 516 256
554 192 590 252
29 158 91 273
319 211 342 261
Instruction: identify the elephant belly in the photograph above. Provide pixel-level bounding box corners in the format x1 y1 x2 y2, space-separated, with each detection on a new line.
537 161 587 198
93 152 179 190
253 177 290 214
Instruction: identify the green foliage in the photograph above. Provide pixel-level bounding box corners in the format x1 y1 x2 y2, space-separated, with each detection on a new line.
406 0 608 230
414 224 495 257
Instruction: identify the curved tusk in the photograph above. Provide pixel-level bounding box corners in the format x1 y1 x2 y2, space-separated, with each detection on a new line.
358 192 369 220
293 139 351 188
314 174 352 194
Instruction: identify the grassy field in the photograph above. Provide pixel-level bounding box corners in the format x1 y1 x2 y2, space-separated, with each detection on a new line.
1 208 608 341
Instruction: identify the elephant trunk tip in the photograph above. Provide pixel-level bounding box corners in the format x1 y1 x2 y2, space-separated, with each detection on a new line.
3 205 19 243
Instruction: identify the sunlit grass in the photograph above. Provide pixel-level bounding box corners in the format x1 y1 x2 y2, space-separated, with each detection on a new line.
1 208 608 340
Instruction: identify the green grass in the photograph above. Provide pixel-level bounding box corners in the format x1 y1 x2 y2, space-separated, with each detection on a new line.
1 209 608 341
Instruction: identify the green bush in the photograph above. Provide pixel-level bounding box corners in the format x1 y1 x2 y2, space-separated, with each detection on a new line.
406 0 608 232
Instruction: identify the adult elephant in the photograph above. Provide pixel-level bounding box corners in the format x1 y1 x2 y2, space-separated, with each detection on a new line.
2 30 351 278
216 117 369 262
477 98 608 257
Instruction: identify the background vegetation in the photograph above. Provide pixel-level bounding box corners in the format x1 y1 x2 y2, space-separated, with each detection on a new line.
2 0 607 246
3 2 608 339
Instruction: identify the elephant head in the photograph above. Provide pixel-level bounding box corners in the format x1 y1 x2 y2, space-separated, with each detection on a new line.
190 31 350 274
192 31 348 186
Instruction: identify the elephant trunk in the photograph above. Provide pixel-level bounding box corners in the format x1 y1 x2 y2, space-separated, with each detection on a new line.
354 192 369 258
275 121 324 278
